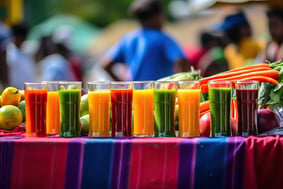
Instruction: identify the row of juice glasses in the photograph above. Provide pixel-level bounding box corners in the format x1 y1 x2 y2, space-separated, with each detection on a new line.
208 80 259 137
24 80 201 138
24 80 258 138
24 81 81 137
89 80 201 138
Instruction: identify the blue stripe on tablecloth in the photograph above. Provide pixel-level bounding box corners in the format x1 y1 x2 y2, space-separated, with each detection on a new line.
0 140 14 189
177 138 198 189
81 139 114 189
194 137 228 189
110 139 132 189
224 137 245 189
65 140 84 189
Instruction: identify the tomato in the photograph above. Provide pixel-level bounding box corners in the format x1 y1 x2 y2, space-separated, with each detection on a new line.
199 112 210 137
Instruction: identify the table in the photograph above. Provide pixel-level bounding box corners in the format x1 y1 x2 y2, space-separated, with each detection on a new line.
1 136 283 189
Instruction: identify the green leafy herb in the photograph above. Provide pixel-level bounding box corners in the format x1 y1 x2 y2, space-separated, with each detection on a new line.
258 82 276 106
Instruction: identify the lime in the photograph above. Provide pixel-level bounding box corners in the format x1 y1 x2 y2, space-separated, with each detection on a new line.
80 114 89 135
0 105 23 130
80 94 89 116
18 100 26 122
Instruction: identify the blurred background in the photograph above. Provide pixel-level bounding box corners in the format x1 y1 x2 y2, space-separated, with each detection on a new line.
1 0 283 88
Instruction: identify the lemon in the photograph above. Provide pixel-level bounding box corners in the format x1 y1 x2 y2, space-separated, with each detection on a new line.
0 105 23 130
1 87 21 106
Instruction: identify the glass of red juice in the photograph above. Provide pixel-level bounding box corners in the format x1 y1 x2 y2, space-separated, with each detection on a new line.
110 82 133 137
24 82 48 137
236 80 259 136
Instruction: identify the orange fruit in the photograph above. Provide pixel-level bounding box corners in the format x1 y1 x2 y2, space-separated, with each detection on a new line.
1 87 21 106
0 105 23 130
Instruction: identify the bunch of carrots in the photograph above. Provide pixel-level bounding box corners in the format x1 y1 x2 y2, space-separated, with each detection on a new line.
199 63 280 117
200 64 279 93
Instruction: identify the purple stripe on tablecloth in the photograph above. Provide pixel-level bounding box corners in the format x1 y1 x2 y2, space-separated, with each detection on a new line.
110 139 132 189
0 140 14 189
177 138 198 189
224 137 245 189
65 140 84 189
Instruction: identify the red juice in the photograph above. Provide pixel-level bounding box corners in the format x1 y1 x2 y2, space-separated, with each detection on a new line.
111 89 133 137
236 89 258 136
25 90 48 137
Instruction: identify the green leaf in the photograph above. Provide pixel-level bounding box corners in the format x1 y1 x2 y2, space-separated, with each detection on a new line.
258 82 276 106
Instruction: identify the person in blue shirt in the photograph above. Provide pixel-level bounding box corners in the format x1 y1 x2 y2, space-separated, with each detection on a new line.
102 0 189 81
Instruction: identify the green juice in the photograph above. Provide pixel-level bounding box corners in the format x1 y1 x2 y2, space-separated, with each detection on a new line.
154 89 176 137
59 89 81 137
209 88 231 137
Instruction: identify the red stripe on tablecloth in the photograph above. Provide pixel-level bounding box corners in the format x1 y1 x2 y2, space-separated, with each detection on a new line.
128 138 181 189
243 135 283 189
10 138 68 189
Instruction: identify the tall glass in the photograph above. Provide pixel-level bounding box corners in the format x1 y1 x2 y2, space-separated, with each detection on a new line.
177 81 200 137
58 82 81 137
110 82 133 137
24 82 48 137
46 82 60 135
88 81 110 137
208 80 232 137
133 81 154 137
154 81 177 137
236 80 259 136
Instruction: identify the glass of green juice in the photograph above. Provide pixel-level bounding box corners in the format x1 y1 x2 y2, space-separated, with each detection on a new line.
208 80 232 137
58 81 82 137
154 81 177 137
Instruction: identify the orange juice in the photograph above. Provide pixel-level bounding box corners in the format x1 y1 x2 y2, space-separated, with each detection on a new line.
133 89 154 136
46 91 60 135
178 89 200 137
88 90 110 137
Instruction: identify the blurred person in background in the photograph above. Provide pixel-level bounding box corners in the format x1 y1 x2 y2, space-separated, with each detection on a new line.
186 31 228 77
0 21 10 90
3 22 36 89
52 27 83 81
101 0 189 81
258 8 283 63
217 11 263 69
36 35 75 81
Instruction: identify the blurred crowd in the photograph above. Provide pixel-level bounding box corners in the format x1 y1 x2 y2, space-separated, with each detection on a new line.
0 22 83 90
1 0 283 90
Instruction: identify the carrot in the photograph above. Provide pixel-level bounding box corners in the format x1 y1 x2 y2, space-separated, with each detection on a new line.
200 101 210 113
216 64 270 74
200 67 272 85
239 76 279 85
201 84 209 93
210 70 279 83
231 99 238 120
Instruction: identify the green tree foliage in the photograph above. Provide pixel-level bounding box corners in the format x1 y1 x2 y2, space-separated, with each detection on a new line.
24 0 172 27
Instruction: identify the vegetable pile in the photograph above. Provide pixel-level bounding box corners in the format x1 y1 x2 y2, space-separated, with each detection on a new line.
159 61 283 135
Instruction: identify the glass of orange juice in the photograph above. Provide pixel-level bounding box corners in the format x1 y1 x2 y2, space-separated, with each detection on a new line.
88 81 111 137
133 81 154 137
177 81 200 137
45 81 60 135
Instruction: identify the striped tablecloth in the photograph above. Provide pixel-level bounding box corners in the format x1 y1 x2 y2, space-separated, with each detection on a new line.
1 136 283 189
